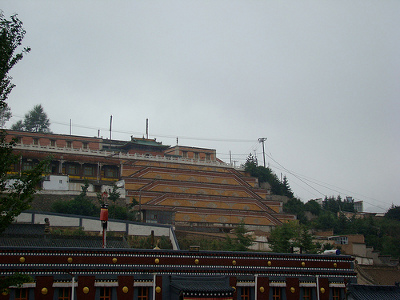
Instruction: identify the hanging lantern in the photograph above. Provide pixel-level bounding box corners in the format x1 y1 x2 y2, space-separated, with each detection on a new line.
100 204 108 229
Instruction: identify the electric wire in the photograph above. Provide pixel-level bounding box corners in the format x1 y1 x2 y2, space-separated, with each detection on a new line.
259 150 390 211
9 115 390 211
11 114 257 143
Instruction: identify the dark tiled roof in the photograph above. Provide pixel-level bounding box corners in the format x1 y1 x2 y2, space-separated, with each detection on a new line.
2 223 45 235
0 237 129 248
347 284 400 300
170 275 234 293
0 235 129 248
121 138 170 150
1 223 129 248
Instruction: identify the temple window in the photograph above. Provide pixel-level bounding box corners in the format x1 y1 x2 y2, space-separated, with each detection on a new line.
241 286 250 300
15 288 28 300
58 287 70 300
99 287 111 300
138 287 149 300
272 287 282 300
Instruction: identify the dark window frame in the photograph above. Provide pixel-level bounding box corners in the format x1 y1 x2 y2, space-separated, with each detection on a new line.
272 287 282 300
58 287 70 300
138 287 149 300
83 164 96 177
15 288 28 300
99 287 111 300
302 287 312 300
66 163 80 175
241 286 250 300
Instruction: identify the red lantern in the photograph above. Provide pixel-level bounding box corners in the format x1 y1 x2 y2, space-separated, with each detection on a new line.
100 206 108 221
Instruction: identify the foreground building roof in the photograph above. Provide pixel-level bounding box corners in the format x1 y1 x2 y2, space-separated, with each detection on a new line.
0 246 356 300
347 284 400 300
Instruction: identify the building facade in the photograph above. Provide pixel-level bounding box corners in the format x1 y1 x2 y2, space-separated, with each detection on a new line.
0 246 356 300
5 130 295 232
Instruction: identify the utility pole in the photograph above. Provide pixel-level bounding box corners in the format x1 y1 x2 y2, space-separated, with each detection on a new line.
258 138 267 168
109 115 113 140
146 118 149 139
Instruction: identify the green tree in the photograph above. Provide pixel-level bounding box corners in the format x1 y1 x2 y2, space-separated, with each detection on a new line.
107 185 120 204
100 185 121 219
109 205 136 221
10 119 23 131
385 205 400 221
0 132 48 232
232 221 254 251
269 222 319 254
244 154 294 198
0 273 32 294
341 196 355 212
52 182 99 217
223 221 254 251
282 176 294 198
0 12 46 289
297 225 319 254
0 12 30 107
245 153 258 169
96 185 136 221
268 222 295 253
283 198 306 223
0 12 48 233
323 195 354 214
336 212 350 234
0 104 11 128
322 196 340 214
12 104 51 133
312 211 337 231
304 199 321 216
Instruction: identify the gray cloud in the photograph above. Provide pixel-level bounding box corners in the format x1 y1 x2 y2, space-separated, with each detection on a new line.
2 0 399 212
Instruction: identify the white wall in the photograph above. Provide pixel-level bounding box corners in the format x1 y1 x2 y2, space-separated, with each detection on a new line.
42 175 69 191
15 211 179 250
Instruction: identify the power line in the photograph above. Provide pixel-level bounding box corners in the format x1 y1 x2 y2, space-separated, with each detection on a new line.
263 151 390 211
9 115 389 210
11 114 257 143
58 120 255 143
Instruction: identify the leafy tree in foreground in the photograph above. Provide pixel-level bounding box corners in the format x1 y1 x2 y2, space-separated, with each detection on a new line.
0 12 31 107
0 104 11 128
0 12 48 233
0 132 48 232
0 273 32 295
11 104 51 133
0 12 44 289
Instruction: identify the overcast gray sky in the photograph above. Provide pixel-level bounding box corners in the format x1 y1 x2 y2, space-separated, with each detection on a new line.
2 1 399 212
